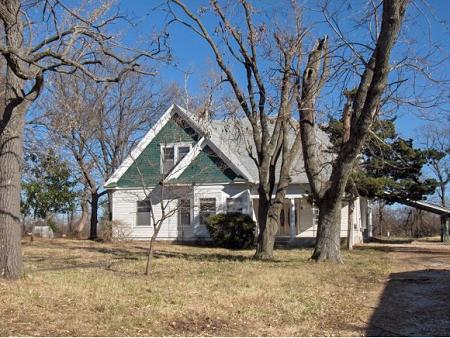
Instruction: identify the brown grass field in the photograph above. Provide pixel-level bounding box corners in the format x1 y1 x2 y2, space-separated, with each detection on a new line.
0 239 396 336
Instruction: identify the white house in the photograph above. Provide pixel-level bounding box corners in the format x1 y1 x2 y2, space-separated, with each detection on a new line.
104 104 368 245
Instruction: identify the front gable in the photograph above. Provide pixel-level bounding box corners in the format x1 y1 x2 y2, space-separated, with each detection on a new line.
114 114 200 188
105 104 251 189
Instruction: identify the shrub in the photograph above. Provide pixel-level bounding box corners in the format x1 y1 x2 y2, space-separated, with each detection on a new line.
205 212 256 249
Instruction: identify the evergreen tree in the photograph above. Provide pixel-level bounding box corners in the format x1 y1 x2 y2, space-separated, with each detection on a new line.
22 150 77 219
323 117 438 203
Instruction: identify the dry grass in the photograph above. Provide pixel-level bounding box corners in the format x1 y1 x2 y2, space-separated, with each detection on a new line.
0 239 390 336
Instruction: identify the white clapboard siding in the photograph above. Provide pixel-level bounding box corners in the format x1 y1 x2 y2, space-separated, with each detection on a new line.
112 186 366 241
192 185 226 238
295 197 364 239
111 184 252 241
297 198 316 238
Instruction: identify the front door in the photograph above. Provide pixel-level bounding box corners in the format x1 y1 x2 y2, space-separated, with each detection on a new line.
277 201 291 236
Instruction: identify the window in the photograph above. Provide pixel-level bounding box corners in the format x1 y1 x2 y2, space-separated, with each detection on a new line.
162 146 175 174
178 199 191 226
136 200 151 226
227 198 243 213
177 146 190 163
161 143 192 174
199 198 216 225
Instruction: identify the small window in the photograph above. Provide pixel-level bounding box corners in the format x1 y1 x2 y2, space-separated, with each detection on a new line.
177 147 190 163
199 198 216 225
227 198 243 213
162 146 175 174
136 200 152 226
161 144 191 174
178 199 191 225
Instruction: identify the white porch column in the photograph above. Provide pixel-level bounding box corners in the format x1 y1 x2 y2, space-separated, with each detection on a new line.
348 200 354 250
289 199 296 239
367 200 373 239
251 198 259 237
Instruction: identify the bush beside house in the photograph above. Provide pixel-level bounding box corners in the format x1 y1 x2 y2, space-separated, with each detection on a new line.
206 213 255 249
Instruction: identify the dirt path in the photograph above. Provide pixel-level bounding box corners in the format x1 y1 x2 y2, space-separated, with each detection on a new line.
363 241 450 336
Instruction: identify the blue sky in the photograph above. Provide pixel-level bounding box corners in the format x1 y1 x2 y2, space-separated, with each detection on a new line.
113 0 450 141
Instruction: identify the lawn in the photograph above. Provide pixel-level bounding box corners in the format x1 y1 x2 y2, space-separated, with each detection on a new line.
0 239 390 336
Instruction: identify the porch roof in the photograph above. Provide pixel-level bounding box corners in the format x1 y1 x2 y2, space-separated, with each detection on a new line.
394 199 450 217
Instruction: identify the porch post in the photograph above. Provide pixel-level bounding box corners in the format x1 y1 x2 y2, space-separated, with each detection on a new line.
251 198 259 237
367 200 373 239
442 215 449 244
289 198 296 239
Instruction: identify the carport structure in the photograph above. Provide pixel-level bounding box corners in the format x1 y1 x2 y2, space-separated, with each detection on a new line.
395 199 449 243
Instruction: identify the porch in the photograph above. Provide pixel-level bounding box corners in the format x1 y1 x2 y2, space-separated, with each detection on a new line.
251 197 319 239
250 196 366 244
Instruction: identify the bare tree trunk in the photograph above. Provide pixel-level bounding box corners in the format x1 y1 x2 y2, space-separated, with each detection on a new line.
0 1 26 280
311 196 343 263
145 233 158 275
0 100 26 279
89 191 99 240
255 196 282 260
0 42 32 278
107 190 113 222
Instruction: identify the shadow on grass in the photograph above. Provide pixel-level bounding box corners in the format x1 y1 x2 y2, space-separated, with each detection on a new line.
24 240 258 275
366 269 450 336
154 249 252 262
416 237 442 243
50 241 254 262
370 237 414 244
356 245 450 255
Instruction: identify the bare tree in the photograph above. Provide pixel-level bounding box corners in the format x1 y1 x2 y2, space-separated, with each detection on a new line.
299 0 409 262
421 124 450 207
142 183 189 276
167 0 329 260
167 0 441 263
40 71 169 240
0 0 166 279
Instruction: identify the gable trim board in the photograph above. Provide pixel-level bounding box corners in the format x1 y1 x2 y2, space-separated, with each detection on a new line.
165 137 206 181
105 104 252 189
